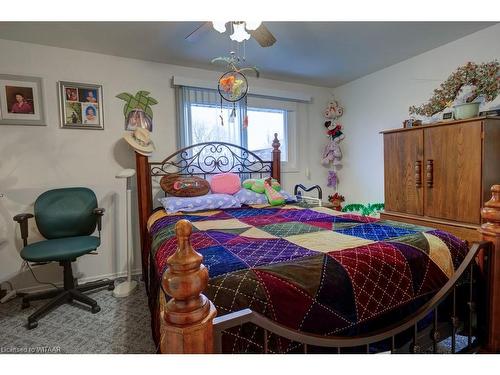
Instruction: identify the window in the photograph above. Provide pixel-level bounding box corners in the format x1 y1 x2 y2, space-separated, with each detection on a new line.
177 86 296 169
247 107 287 161
190 104 241 145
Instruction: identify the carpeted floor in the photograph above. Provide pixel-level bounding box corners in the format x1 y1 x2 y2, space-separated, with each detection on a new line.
0 276 470 354
0 277 156 354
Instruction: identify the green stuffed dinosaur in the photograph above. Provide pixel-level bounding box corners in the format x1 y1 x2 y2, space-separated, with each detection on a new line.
242 178 285 206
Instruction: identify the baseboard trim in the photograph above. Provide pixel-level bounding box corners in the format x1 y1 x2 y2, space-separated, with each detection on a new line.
17 268 143 294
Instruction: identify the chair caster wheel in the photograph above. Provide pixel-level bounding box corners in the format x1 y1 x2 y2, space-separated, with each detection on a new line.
91 305 101 314
27 320 38 330
107 284 115 291
21 301 30 309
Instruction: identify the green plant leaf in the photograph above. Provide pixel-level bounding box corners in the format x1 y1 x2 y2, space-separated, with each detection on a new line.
135 90 150 99
116 92 132 101
124 97 140 117
211 56 232 65
144 106 153 119
137 96 150 107
148 97 158 105
250 66 260 78
238 66 260 78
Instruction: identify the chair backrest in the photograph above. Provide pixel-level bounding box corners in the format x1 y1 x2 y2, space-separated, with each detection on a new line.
34 187 98 239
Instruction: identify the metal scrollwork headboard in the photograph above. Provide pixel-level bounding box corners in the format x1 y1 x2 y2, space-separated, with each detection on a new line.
134 134 281 279
150 141 273 179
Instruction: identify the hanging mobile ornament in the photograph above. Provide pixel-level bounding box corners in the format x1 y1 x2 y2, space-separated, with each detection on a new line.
217 68 248 126
212 52 259 128
219 96 224 126
243 96 248 128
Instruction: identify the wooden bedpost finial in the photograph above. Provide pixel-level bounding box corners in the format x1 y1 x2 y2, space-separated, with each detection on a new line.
161 219 217 353
481 185 500 232
272 132 280 151
271 133 281 183
479 184 500 353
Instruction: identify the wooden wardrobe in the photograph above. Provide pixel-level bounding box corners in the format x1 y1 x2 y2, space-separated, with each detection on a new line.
381 116 500 243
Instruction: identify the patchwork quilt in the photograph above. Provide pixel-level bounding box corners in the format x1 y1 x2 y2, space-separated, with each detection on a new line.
146 204 468 353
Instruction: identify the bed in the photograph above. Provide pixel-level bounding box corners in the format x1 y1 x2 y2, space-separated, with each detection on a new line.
133 135 500 354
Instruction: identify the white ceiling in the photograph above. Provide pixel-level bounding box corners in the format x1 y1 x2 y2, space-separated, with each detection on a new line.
0 22 495 87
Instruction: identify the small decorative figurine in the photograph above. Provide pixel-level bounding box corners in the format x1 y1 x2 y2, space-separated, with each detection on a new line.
327 170 338 188
328 193 345 211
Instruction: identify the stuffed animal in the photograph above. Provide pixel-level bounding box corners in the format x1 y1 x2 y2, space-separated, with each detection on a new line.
321 135 343 167
327 170 338 188
328 193 345 211
322 100 345 167
242 178 285 206
322 100 345 191
324 100 343 120
242 178 281 194
262 178 285 206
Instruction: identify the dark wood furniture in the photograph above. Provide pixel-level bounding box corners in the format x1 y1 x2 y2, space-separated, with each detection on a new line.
134 132 500 354
381 117 500 243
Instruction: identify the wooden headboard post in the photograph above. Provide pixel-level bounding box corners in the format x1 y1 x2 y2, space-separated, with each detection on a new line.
135 151 153 289
161 220 217 353
480 184 500 353
272 133 281 183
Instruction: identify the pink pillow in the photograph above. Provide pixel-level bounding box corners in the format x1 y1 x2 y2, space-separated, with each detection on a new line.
210 173 241 194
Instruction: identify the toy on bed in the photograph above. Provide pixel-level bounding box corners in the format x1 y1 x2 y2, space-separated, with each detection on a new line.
242 177 285 206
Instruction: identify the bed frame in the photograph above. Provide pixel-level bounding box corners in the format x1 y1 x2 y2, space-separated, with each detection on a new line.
134 134 500 354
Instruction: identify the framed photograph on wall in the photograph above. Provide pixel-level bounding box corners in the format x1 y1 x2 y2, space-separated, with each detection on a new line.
0 74 46 126
58 81 104 130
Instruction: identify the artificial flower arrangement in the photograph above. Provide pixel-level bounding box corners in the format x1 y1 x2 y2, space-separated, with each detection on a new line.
409 61 500 118
219 73 246 101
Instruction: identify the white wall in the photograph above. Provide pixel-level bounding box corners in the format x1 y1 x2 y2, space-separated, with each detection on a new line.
0 38 331 291
329 23 500 204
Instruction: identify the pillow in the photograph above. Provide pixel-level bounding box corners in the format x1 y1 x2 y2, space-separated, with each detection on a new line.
234 189 297 205
210 173 241 195
160 174 210 197
159 194 241 214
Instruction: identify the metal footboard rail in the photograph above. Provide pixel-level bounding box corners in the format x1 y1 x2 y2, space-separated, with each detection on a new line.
213 241 492 354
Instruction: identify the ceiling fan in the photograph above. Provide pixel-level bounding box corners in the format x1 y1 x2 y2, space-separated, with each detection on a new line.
185 21 277 47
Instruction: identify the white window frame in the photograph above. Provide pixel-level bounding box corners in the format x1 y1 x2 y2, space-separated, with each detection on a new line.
247 96 299 172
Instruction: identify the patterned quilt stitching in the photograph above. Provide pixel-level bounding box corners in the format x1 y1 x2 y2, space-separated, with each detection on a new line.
332 245 414 321
149 205 468 352
224 239 315 268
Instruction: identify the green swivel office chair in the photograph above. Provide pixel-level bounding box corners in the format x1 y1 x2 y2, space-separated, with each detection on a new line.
13 187 115 329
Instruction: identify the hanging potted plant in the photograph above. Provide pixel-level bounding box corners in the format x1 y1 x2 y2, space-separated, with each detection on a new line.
116 90 158 131
409 61 500 120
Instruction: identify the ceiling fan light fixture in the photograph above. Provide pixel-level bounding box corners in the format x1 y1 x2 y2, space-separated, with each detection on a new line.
230 22 251 42
212 21 227 33
244 21 261 31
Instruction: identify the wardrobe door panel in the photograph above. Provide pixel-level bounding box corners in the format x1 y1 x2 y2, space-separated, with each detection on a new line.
384 130 423 215
424 122 482 224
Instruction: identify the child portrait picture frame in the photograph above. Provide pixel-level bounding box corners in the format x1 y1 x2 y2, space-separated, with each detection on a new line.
0 74 46 126
58 81 104 130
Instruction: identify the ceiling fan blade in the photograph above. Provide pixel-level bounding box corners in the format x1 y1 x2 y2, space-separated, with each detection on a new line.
185 22 212 42
249 24 276 47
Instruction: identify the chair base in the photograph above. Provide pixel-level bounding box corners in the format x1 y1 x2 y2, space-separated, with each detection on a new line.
21 260 115 329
